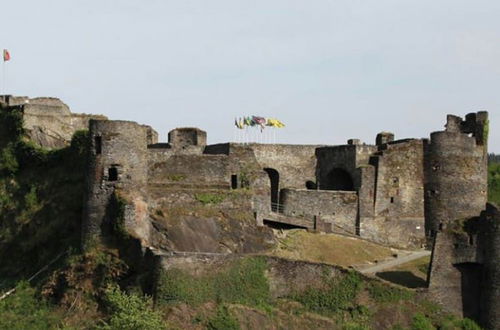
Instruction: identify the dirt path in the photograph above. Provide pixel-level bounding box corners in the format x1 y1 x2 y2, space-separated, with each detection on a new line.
357 250 431 274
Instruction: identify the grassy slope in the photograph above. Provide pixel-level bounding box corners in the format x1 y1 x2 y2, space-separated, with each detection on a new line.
269 229 396 267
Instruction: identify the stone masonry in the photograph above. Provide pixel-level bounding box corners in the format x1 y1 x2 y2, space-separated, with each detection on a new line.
1 95 497 328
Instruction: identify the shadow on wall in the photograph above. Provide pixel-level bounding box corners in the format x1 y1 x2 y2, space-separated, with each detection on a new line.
454 262 483 322
321 168 355 191
264 168 280 211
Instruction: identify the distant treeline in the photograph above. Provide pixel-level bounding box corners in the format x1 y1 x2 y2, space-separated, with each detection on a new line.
489 153 500 164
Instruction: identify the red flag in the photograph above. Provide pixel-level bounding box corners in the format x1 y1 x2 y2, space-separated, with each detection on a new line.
3 49 10 62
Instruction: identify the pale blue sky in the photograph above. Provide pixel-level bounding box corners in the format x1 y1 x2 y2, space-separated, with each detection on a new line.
1 0 499 151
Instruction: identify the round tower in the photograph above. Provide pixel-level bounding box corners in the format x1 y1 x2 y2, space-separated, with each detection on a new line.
82 120 148 246
425 113 488 233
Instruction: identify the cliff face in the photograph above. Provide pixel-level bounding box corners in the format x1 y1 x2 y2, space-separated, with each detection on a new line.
0 95 106 149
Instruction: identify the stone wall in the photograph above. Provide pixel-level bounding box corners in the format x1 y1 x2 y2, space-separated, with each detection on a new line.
316 144 377 190
168 127 207 149
372 139 425 219
249 144 320 189
280 189 358 233
148 153 231 189
2 95 107 149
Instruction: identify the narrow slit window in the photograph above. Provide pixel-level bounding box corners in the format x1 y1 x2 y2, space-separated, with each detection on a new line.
95 136 102 154
231 175 238 189
108 167 118 181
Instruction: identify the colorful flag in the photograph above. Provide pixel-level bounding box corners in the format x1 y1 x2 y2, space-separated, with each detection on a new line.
3 49 10 62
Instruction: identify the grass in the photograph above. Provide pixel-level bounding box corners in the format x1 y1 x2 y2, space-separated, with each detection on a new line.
290 270 363 316
368 282 414 303
195 192 226 205
157 257 271 309
269 229 395 267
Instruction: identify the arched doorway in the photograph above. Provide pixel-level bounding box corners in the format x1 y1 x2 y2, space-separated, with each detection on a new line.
264 168 280 211
322 168 354 191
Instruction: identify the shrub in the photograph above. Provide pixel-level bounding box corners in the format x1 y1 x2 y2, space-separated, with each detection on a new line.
98 285 166 330
207 305 240 330
456 318 481 330
412 313 435 330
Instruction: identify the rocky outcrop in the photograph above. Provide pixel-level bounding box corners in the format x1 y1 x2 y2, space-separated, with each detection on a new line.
0 95 107 149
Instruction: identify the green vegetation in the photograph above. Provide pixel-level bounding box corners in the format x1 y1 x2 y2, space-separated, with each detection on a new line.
0 281 62 329
166 174 185 182
157 257 271 309
483 119 489 142
0 104 89 279
207 305 240 330
412 313 435 330
368 282 414 303
195 192 226 205
291 270 363 316
98 285 166 330
488 162 500 205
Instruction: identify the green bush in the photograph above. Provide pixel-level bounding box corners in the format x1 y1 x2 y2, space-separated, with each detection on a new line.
207 305 240 330
98 285 166 330
456 318 481 330
0 281 61 329
412 313 435 330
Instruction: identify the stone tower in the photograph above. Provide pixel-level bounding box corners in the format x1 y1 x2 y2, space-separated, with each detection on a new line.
425 112 499 329
82 120 149 246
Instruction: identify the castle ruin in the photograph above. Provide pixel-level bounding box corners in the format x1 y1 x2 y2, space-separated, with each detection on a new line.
0 95 497 329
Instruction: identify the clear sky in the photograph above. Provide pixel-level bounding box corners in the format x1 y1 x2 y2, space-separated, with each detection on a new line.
1 0 499 152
